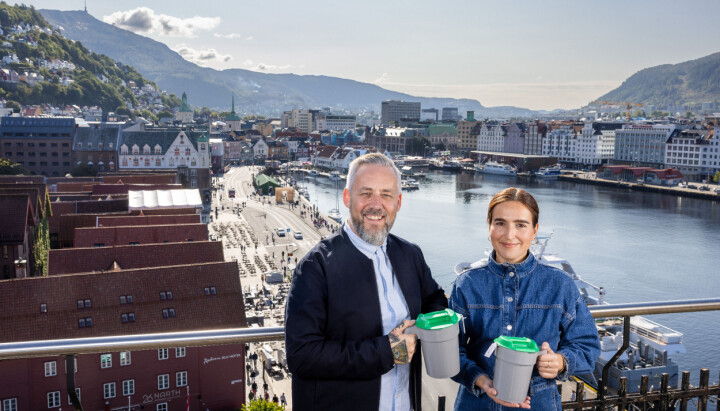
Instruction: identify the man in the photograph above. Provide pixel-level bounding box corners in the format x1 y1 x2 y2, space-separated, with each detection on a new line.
285 153 447 410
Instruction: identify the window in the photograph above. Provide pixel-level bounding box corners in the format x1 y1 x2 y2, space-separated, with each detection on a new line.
133 158 139 167
67 388 81 405
176 371 187 387
128 312 135 322
47 391 61 408
101 353 112 368
158 348 169 360
120 351 131 366
143 145 150 154
157 403 168 411
174 147 180 156
76 143 82 149
157 374 169 390
155 145 162 154
44 361 57 377
77 299 91 309
122 379 135 396
103 382 116 399
3 398 18 411
121 313 128 323
160 291 173 300
185 148 191 156
132 145 139 154
98 143 103 150
144 158 150 166
40 303 47 313
156 158 161 166
191 169 197 176
87 143 92 149
176 347 186 358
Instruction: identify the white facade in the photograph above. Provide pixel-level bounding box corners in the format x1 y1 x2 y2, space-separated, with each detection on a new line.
119 131 209 170
543 125 577 163
253 139 269 159
290 109 314 133
316 115 356 131
479 124 505 153
577 122 617 166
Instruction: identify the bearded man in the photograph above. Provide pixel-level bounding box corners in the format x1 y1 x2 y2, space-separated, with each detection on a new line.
285 153 447 411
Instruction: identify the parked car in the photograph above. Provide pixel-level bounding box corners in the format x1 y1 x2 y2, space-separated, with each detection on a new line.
714 188 720 194
276 228 285 237
293 231 303 240
687 184 698 189
699 185 710 191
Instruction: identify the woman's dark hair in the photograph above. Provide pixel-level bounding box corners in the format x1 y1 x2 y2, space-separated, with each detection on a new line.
487 187 539 226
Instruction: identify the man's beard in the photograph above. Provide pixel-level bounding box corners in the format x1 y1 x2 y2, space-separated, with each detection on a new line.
350 202 394 245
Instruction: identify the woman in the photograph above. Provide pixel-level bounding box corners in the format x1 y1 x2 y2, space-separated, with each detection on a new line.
450 187 600 410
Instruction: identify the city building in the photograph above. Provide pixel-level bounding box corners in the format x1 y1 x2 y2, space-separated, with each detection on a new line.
457 111 481 155
380 100 421 125
577 122 624 167
442 107 459 121
614 124 677 167
420 108 439 122
543 123 579 163
225 96 243 131
504 123 526 154
174 92 194 124
72 122 120 172
315 114 356 131
427 124 458 152
523 120 546 156
0 116 76 176
664 128 711 180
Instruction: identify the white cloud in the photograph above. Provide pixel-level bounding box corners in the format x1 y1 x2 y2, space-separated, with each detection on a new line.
242 59 291 72
174 44 232 66
103 7 220 37
214 33 242 39
245 36 254 41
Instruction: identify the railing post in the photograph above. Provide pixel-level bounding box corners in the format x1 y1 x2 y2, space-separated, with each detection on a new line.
599 315 630 401
575 380 584 411
679 371 690 411
698 368 709 411
66 354 83 411
618 376 628 411
659 373 669 411
639 375 649 411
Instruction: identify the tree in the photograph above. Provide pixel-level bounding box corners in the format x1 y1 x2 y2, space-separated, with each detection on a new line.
241 399 285 411
156 110 173 119
5 100 21 113
0 157 27 175
408 137 432 156
685 110 694 119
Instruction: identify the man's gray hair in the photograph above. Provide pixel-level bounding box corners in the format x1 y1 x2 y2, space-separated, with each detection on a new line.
346 153 402 192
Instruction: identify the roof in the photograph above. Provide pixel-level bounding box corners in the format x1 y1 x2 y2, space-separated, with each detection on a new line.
254 174 280 187
649 169 684 179
119 129 206 151
97 214 200 227
128 189 202 210
427 124 458 135
48 241 224 275
92 183 182 196
0 261 246 342
0 195 35 245
73 125 120 151
102 174 178 185
73 223 208 247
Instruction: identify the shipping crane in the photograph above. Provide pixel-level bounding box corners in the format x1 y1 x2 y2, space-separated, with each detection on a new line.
593 101 644 122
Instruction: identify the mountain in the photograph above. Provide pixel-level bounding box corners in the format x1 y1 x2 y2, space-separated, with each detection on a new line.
597 52 720 110
39 9 536 118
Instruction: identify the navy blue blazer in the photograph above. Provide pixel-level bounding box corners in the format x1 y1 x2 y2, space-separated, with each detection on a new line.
285 228 448 411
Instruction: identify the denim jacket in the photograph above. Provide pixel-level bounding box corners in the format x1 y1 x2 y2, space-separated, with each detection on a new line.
449 252 600 411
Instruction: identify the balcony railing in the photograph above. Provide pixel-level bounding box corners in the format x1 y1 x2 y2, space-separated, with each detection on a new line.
1 299 719 411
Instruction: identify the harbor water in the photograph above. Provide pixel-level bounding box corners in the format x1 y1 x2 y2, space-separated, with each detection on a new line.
297 170 720 383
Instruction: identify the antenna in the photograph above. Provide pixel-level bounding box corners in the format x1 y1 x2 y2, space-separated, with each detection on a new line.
84 0 88 13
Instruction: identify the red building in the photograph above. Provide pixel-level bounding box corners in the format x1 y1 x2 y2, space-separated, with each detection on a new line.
73 223 208 248
0 259 248 410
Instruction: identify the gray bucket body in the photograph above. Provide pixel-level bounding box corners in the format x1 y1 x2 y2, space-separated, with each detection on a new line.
406 323 460 379
493 345 545 403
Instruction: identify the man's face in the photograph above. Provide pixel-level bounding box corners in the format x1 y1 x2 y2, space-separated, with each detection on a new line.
343 164 402 245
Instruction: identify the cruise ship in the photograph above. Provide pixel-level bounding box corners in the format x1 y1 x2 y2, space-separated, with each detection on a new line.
454 235 684 392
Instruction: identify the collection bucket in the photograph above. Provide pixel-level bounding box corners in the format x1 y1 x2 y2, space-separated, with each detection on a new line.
406 309 461 379
492 336 546 403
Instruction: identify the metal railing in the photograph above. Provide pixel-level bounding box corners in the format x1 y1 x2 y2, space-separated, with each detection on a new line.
1 298 719 411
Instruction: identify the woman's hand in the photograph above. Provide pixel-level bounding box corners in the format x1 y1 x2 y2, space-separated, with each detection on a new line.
475 375 531 409
536 342 566 379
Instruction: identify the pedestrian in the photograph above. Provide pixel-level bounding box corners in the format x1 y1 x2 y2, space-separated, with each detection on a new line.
264 391 269 401
285 153 447 411
272 394 279 403
280 393 287 406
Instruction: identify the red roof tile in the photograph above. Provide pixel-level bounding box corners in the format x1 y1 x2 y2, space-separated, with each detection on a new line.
74 223 208 247
48 241 224 275
0 261 246 342
97 214 200 227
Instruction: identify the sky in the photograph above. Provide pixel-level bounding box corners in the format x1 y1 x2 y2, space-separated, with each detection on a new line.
22 0 720 111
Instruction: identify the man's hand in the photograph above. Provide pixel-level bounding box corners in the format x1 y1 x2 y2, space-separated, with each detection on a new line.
476 375 531 409
536 342 566 379
388 320 417 365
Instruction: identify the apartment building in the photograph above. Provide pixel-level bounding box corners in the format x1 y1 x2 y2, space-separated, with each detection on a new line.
614 124 676 168
457 111 480 155
380 100 421 125
0 116 76 176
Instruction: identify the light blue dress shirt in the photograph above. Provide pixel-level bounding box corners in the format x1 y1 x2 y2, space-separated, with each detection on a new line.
344 223 411 411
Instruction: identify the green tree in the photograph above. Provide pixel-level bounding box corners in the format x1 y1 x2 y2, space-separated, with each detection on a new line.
156 110 173 119
32 218 49 276
0 157 27 175
241 399 285 411
409 137 432 156
5 100 21 113
685 110 694 118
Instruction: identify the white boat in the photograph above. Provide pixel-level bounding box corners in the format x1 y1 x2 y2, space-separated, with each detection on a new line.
536 164 563 179
309 169 319 176
476 161 517 176
327 208 342 222
401 178 419 191
454 234 684 393
329 171 342 181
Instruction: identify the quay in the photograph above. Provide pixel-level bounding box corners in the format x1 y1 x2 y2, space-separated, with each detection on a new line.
559 173 720 200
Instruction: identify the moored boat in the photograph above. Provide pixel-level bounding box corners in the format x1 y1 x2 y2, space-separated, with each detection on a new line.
476 161 517 176
535 164 563 179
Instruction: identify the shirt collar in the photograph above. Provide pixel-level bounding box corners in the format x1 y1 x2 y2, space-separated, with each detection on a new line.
343 221 387 259
487 250 537 277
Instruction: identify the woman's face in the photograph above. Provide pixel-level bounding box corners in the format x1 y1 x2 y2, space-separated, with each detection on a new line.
489 201 539 264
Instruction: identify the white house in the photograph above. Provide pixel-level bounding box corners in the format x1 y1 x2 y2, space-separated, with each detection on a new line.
253 138 269 159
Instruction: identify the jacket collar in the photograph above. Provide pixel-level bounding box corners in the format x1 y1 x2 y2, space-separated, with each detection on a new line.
487 250 537 278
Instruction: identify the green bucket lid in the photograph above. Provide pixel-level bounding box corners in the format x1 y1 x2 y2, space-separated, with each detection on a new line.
415 309 460 330
494 336 540 353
